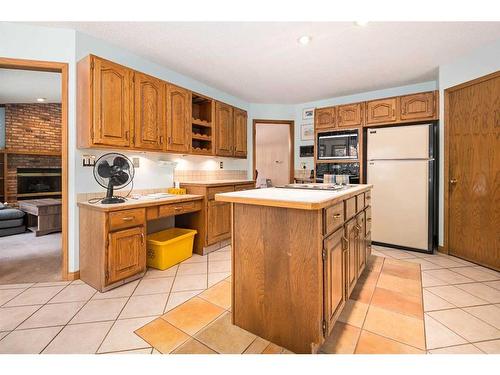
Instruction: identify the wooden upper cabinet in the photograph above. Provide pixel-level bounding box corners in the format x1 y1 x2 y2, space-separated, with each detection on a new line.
215 102 234 156
337 103 364 128
400 92 436 121
133 72 164 150
366 98 397 125
233 108 247 158
315 107 336 130
166 84 191 153
91 56 133 147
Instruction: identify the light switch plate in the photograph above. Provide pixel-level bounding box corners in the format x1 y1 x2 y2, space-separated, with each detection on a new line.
219 161 223 169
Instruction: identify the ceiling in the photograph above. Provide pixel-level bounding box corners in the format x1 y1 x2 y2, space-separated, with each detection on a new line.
38 22 500 103
0 69 61 104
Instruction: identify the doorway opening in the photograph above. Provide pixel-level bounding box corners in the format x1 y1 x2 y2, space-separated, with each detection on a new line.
0 57 69 284
252 120 294 187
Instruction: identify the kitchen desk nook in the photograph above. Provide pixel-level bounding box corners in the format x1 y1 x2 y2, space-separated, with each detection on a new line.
215 184 373 354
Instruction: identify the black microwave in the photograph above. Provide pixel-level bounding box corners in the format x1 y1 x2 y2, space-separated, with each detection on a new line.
317 129 359 160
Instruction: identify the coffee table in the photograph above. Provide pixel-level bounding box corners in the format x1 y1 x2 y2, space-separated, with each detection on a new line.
18 198 62 236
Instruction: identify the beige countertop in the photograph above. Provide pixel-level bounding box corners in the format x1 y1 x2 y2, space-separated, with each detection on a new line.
215 184 372 210
179 180 255 186
77 194 203 212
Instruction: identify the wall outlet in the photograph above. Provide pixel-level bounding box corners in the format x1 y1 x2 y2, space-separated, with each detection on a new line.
82 154 96 167
132 157 140 168
219 161 224 169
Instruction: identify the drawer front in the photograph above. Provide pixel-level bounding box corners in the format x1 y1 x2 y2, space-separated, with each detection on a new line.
234 183 255 192
109 208 145 231
365 207 372 236
159 200 202 217
207 185 234 200
345 197 356 220
325 202 344 236
365 190 372 206
356 193 365 212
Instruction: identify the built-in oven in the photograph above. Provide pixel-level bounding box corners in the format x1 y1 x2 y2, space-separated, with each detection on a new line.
315 162 360 184
317 129 359 160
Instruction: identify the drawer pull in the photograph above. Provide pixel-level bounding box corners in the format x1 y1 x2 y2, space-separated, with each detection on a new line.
367 218 372 222
333 213 342 219
122 217 134 221
174 207 182 211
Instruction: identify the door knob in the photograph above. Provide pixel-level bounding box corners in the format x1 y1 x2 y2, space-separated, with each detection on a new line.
450 178 458 184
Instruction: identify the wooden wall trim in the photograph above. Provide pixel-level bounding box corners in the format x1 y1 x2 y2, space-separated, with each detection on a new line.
252 119 295 184
0 57 70 281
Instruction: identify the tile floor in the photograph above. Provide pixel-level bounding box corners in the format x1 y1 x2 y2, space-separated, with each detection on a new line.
0 243 499 354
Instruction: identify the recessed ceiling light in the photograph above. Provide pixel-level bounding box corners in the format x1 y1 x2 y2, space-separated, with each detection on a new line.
36 98 46 102
354 21 369 27
297 35 312 45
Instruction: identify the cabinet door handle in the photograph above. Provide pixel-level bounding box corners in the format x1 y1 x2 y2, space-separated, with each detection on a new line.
125 130 130 140
122 217 134 222
366 218 372 222
174 207 182 211
141 232 145 244
450 178 458 184
159 136 164 144
333 213 342 219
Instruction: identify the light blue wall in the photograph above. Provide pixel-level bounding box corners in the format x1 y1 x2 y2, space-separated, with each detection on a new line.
0 107 5 149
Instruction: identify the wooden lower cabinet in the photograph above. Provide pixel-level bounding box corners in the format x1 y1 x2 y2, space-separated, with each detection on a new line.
107 226 146 284
207 200 231 244
323 227 346 334
345 218 358 296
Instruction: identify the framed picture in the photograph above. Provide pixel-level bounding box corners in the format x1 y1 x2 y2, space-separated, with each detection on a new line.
302 107 314 120
301 123 314 141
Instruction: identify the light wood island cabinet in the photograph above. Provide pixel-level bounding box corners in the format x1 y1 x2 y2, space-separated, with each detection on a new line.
216 184 373 353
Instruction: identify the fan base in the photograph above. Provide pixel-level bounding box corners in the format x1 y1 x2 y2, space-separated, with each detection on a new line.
101 196 127 204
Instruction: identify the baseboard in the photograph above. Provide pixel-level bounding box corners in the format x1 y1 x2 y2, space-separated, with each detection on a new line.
66 271 80 281
437 245 447 254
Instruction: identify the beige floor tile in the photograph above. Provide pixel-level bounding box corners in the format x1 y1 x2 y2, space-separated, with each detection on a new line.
243 337 270 354
43 321 114 354
456 283 500 304
371 287 423 319
92 280 139 300
428 309 500 342
208 260 232 273
18 301 85 329
198 280 231 310
363 305 425 349
71 279 85 285
262 343 284 353
133 277 174 296
0 326 62 354
163 297 224 335
208 251 231 262
423 269 474 285
218 245 231 252
120 293 169 319
171 274 207 292
355 330 424 354
473 339 500 354
320 322 361 354
177 262 208 276
424 314 467 349
4 286 65 307
376 273 422 297
49 284 96 303
98 317 155 353
338 299 369 327
0 283 34 290
0 332 8 340
422 290 455 311
404 258 442 270
172 338 217 354
426 285 488 307
0 305 41 331
208 272 231 287
428 344 484 354
135 318 189 354
452 267 500 282
180 254 207 264
463 305 500 330
484 280 500 291
164 290 202 312
195 312 256 354
0 289 25 306
33 281 71 288
424 256 466 268
377 249 415 260
101 348 153 354
421 273 449 287
70 298 128 324
43 322 113 354
143 265 178 279
382 260 421 280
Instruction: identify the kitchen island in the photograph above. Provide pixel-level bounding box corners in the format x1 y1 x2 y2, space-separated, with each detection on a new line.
215 184 373 353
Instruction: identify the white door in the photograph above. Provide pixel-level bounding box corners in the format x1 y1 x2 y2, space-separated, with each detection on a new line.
255 123 290 187
367 159 429 250
367 124 430 160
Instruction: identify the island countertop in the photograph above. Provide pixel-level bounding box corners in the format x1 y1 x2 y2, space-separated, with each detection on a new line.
215 184 373 210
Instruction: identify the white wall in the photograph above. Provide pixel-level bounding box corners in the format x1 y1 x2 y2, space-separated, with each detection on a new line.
436 39 500 246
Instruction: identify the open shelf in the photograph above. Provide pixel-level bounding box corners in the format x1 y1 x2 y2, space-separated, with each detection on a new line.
191 93 214 155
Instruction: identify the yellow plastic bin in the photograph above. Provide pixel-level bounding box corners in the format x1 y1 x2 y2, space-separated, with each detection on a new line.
146 228 197 270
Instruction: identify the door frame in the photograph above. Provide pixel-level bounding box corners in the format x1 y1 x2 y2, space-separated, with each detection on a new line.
442 70 500 256
252 119 295 184
0 57 72 280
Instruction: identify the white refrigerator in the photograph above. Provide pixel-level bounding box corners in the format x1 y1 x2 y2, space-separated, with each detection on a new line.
367 124 436 253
